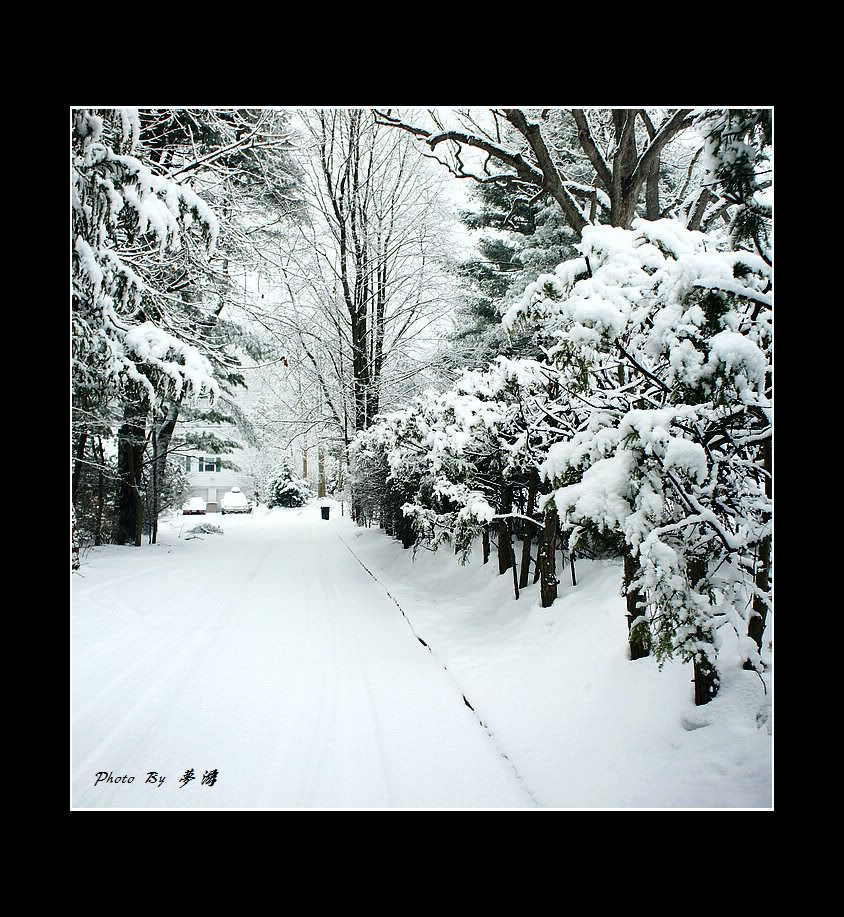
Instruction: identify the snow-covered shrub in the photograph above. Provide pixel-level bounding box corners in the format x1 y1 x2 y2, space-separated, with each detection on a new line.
355 357 560 568
354 214 771 701
349 448 390 526
363 217 770 704
187 522 223 535
509 219 771 700
266 461 311 508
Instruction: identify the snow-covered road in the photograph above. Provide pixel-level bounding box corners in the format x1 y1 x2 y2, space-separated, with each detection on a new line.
72 506 534 808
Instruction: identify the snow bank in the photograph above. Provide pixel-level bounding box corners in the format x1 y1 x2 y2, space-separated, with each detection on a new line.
340 515 772 809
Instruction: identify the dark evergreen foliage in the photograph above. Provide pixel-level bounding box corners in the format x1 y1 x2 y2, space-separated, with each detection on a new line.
267 461 312 508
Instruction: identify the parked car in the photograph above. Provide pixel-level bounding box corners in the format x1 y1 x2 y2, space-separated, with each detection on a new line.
221 487 251 515
182 497 207 515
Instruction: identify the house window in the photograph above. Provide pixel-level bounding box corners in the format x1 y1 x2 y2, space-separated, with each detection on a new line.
200 457 221 472
184 456 192 472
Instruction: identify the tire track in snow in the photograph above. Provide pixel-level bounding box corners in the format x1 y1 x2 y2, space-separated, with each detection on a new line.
295 582 341 806
72 552 214 796
322 571 393 807
333 529 541 808
73 597 234 801
73 564 168 599
245 540 275 582
73 625 196 731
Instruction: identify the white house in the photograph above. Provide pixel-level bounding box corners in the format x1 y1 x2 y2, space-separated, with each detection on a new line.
182 454 253 513
178 363 319 512
180 405 255 513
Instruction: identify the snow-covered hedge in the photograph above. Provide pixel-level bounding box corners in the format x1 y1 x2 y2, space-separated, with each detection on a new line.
355 218 772 701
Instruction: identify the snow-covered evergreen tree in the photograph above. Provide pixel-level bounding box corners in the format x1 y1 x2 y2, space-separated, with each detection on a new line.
506 218 771 702
355 355 567 600
72 108 223 546
697 109 772 255
266 460 312 508
72 108 302 547
72 108 221 403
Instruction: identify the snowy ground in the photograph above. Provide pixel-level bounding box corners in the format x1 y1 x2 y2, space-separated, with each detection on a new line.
71 502 772 809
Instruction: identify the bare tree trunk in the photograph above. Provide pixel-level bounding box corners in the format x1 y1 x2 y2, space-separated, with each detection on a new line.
94 436 105 546
688 556 719 705
150 424 157 544
687 188 714 231
746 532 771 656
745 436 772 668
538 505 559 608
624 548 650 659
497 483 513 575
72 430 88 506
337 454 345 518
519 474 538 588
645 159 661 220
132 443 145 547
95 477 105 546
151 402 179 546
318 446 326 498
482 526 490 564
114 392 148 546
639 109 661 221
383 479 395 536
610 110 642 228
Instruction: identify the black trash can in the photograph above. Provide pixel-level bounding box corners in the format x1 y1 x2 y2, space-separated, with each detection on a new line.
320 506 330 520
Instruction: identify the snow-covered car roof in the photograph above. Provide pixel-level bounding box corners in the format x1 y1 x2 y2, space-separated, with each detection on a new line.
183 497 207 508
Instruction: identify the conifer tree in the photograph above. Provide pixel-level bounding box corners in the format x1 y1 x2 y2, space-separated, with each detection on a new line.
266 460 312 508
